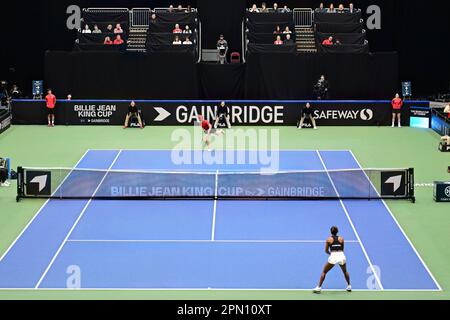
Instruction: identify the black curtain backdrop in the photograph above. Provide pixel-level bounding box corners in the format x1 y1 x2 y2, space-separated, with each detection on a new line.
244 52 398 100
197 0 246 55
45 51 397 100
45 51 199 99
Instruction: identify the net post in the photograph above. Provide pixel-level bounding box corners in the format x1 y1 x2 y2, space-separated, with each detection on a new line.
408 168 415 203
16 166 24 202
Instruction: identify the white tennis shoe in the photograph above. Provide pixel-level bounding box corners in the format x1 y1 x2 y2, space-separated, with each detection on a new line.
312 286 322 294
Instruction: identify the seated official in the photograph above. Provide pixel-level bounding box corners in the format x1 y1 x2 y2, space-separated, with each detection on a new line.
274 35 283 45
124 101 143 129
298 103 317 130
440 136 450 152
113 35 124 45
0 158 9 187
214 101 232 129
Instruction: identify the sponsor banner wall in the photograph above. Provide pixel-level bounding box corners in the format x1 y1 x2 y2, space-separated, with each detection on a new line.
431 109 450 136
12 100 429 127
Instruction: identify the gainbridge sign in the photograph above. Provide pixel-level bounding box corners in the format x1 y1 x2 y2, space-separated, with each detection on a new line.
12 100 429 126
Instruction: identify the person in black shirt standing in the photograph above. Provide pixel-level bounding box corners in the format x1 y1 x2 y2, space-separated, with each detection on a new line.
124 101 143 129
214 101 231 129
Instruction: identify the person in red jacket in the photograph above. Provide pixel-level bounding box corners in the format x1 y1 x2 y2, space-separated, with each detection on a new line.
45 89 56 127
391 93 403 128
113 35 124 45
322 36 334 46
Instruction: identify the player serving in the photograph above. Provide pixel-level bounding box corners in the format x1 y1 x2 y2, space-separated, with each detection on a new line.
198 115 223 152
313 226 352 294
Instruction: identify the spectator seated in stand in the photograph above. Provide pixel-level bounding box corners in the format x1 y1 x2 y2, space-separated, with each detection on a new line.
82 24 92 34
281 5 290 13
272 3 279 12
177 5 184 12
92 24 102 34
185 5 192 12
113 35 124 45
114 24 124 34
261 2 269 13
322 36 334 46
173 35 182 45
183 25 192 34
168 5 174 12
274 35 283 45
285 33 293 45
249 4 260 13
104 36 113 45
173 23 183 33
183 36 192 45
273 25 282 34
316 3 326 12
106 24 113 33
327 4 336 13
337 4 345 13
348 3 356 13
283 26 292 34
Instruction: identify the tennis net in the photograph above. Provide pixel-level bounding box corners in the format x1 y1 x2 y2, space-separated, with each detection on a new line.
16 166 415 201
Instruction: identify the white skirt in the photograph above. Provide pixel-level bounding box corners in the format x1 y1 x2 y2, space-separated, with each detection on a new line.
328 252 347 266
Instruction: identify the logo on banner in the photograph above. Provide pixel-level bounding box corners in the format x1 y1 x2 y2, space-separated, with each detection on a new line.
73 104 117 124
360 109 374 121
26 171 51 196
445 186 450 198
381 172 406 196
154 107 171 122
313 108 374 121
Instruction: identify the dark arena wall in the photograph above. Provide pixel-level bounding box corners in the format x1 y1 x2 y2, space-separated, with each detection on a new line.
1 0 449 99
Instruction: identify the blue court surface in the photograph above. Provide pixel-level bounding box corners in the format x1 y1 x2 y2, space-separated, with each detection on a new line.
0 150 441 291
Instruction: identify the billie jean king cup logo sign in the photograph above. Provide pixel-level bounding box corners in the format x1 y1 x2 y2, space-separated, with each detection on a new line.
445 186 450 198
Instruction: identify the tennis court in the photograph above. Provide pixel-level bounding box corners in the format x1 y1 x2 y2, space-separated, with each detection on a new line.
0 149 441 291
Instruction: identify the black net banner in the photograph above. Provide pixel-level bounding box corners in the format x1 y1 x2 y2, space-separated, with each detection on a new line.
315 22 363 33
246 12 294 24
82 11 129 24
247 43 296 54
155 12 198 24
318 43 369 54
247 22 295 33
73 43 126 52
247 32 295 44
316 32 365 45
314 11 362 24
146 44 196 53
147 32 197 45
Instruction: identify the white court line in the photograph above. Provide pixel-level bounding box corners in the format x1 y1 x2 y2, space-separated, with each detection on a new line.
0 150 91 263
316 150 384 290
34 150 123 289
66 239 360 244
0 287 441 292
348 150 442 291
211 170 219 241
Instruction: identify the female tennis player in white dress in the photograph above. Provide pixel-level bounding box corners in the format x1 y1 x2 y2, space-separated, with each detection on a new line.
313 226 352 294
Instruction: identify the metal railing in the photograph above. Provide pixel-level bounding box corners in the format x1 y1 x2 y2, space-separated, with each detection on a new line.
131 8 151 27
85 8 129 13
293 8 314 27
154 7 197 12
